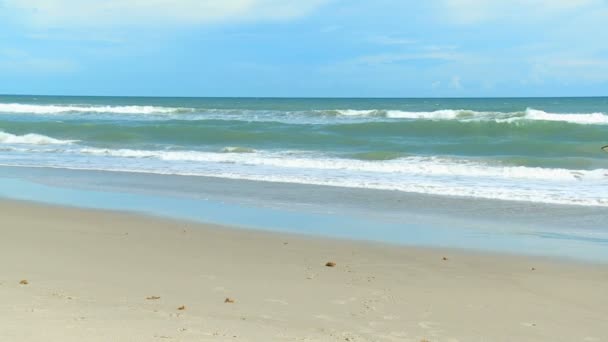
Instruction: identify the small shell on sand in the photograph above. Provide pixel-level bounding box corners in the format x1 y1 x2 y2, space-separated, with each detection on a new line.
325 262 336 267
177 305 186 310
146 296 161 300
224 297 235 303
19 280 28 285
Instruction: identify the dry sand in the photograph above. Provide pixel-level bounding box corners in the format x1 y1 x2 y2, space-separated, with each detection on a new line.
1 199 607 342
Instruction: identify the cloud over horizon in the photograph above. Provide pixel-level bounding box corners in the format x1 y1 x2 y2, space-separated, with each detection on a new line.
3 0 328 27
0 0 606 97
440 0 605 24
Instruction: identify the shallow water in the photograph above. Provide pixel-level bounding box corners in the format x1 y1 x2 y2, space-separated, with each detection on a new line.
1 166 607 263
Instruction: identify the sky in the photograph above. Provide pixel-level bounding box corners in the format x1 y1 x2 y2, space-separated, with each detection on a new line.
1 0 607 97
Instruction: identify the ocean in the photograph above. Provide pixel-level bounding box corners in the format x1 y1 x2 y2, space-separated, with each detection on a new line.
2 95 608 261
1 95 607 206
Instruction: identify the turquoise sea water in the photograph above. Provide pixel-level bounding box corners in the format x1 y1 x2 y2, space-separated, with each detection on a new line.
1 95 607 206
1 95 608 261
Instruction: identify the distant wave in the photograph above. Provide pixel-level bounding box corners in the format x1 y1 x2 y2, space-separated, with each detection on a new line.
330 109 381 116
329 109 469 119
0 103 190 114
515 109 608 125
2 102 607 125
332 108 608 125
220 146 257 153
0 131 77 145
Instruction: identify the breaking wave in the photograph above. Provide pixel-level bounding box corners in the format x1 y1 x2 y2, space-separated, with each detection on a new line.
0 103 189 115
0 131 77 145
332 108 608 125
73 147 607 182
2 146 606 206
1 102 606 126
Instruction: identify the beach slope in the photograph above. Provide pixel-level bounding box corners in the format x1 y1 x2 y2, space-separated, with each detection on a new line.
1 200 606 341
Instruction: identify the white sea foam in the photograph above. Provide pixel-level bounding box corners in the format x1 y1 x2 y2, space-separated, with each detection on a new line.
0 103 187 114
518 108 608 125
334 109 379 116
332 108 608 125
385 109 466 120
3 145 607 206
78 147 607 182
384 108 608 124
0 131 77 145
2 102 607 125
332 108 465 119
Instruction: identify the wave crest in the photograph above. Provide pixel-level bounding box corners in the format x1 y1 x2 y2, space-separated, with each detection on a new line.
78 147 606 182
329 108 608 125
0 131 77 145
4 146 607 206
517 108 608 125
221 146 257 153
0 103 189 115
1 102 607 126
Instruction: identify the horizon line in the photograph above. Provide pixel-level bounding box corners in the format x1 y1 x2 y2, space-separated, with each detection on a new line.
1 93 607 100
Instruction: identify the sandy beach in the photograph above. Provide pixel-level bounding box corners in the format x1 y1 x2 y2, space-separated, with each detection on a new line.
3 0 608 340
1 199 607 342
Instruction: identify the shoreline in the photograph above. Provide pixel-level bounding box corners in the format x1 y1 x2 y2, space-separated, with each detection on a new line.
2 197 598 266
1 199 607 341
2 165 608 263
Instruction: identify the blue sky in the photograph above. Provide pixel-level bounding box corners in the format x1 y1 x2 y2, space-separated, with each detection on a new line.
1 0 607 97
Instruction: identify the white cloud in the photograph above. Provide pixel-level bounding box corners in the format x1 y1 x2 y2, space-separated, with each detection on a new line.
449 75 462 89
368 35 417 46
2 0 328 28
350 51 461 67
530 56 608 82
440 0 604 24
0 48 77 72
320 25 341 33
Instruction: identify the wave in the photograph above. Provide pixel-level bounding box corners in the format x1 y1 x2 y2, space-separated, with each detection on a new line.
331 109 381 116
221 146 257 153
2 102 606 126
0 131 77 145
328 108 483 120
0 103 190 114
74 147 606 182
385 109 472 120
328 108 608 125
512 109 608 125
2 146 607 206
